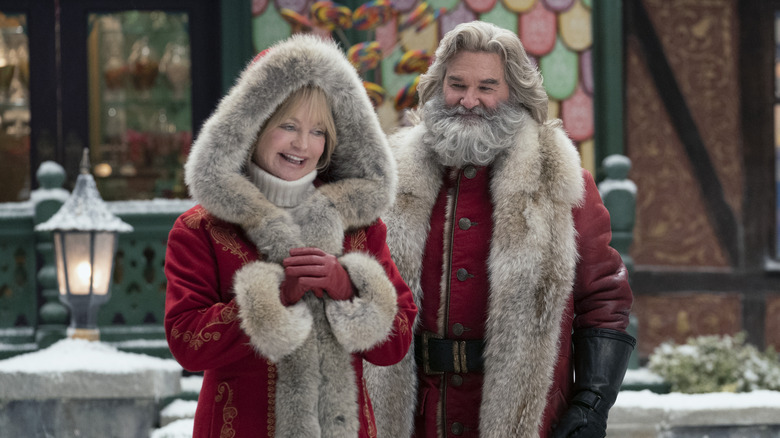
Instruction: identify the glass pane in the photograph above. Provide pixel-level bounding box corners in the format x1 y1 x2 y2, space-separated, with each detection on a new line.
87 11 191 200
54 233 67 296
0 12 30 202
775 12 780 252
91 232 117 296
62 232 93 295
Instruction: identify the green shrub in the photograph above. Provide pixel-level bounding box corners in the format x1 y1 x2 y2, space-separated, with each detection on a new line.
648 332 780 394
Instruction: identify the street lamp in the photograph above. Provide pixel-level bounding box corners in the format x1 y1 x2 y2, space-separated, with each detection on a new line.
35 149 133 341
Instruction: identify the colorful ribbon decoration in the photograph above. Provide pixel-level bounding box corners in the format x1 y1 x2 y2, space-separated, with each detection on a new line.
394 49 432 74
363 81 386 107
280 8 314 32
347 41 383 73
394 75 420 111
399 2 446 32
352 0 394 31
311 1 353 30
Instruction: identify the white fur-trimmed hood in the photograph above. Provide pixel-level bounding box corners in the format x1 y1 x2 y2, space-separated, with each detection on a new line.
184 34 400 437
185 34 396 262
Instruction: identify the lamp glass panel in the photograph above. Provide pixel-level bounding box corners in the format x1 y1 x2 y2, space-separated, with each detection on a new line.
53 232 68 295
63 232 93 295
91 232 117 296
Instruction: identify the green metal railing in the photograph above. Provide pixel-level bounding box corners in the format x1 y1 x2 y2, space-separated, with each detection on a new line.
0 204 38 355
598 154 640 370
0 162 194 359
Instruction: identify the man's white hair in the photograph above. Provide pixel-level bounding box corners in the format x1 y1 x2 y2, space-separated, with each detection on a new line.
417 20 549 124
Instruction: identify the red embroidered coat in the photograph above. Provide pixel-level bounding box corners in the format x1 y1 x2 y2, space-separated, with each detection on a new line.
165 206 416 437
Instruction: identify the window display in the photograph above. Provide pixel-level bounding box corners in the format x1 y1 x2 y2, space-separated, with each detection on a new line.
0 12 30 202
88 11 192 200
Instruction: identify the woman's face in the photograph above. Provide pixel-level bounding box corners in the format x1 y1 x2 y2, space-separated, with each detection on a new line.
253 101 327 181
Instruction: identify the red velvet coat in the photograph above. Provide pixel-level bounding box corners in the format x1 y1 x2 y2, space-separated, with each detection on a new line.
365 120 633 438
415 168 631 438
165 206 417 437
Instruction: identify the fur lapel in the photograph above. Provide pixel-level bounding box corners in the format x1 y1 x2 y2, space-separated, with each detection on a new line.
364 124 441 438
366 120 584 437
479 122 583 437
383 124 444 312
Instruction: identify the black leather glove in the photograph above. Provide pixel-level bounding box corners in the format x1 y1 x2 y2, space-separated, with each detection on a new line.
551 328 636 438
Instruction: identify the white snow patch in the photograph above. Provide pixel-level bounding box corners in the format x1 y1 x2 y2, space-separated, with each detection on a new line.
622 367 665 385
161 399 198 418
615 389 780 410
180 375 203 394
0 338 181 374
152 418 195 438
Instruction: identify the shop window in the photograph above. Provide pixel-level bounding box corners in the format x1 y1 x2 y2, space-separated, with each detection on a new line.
774 11 780 252
0 12 30 203
87 11 191 200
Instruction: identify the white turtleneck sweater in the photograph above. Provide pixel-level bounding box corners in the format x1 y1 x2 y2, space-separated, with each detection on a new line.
248 163 317 209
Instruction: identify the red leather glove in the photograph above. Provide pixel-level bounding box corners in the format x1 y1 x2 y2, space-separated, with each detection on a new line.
279 276 306 306
283 247 355 301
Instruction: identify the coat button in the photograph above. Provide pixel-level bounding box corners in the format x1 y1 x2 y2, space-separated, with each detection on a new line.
458 217 472 230
463 166 476 179
456 268 469 281
452 323 464 336
452 422 464 435
451 375 463 387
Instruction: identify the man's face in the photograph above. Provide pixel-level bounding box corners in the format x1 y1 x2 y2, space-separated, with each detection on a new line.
442 51 510 111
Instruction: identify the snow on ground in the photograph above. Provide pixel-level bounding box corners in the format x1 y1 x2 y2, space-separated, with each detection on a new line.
622 367 665 385
3 343 779 437
617 367 780 409
0 338 180 374
152 419 195 438
615 389 780 409
161 399 198 418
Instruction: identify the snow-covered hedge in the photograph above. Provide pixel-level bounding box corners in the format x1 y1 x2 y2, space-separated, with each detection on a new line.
648 333 780 394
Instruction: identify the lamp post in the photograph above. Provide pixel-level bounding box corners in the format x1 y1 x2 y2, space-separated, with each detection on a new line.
35 149 133 341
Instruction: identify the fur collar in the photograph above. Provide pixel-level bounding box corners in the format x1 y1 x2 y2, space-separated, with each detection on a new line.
185 34 396 262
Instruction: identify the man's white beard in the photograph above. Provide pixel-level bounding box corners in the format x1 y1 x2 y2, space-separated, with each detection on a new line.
421 94 528 168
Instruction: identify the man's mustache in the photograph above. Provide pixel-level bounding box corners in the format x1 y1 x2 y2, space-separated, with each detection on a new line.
446 105 491 118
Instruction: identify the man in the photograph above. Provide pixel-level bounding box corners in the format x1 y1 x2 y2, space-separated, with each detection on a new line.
365 21 635 438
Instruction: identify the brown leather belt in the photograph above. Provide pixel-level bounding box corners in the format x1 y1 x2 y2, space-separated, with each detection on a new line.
414 331 485 375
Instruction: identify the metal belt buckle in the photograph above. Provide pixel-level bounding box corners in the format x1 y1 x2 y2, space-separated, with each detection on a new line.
421 331 444 375
453 340 468 374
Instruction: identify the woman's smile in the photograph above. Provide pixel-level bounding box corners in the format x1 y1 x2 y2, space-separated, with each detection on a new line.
253 102 327 181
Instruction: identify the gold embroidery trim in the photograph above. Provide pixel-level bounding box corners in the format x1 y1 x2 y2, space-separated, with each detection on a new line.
183 206 208 229
210 224 250 264
362 378 377 438
267 360 277 437
215 382 237 438
184 207 251 264
349 229 367 252
171 302 240 350
396 312 410 336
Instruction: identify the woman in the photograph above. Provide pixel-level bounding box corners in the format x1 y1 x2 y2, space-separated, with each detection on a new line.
164 34 416 438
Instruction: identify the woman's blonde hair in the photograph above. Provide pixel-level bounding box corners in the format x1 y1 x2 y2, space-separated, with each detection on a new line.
256 85 337 170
